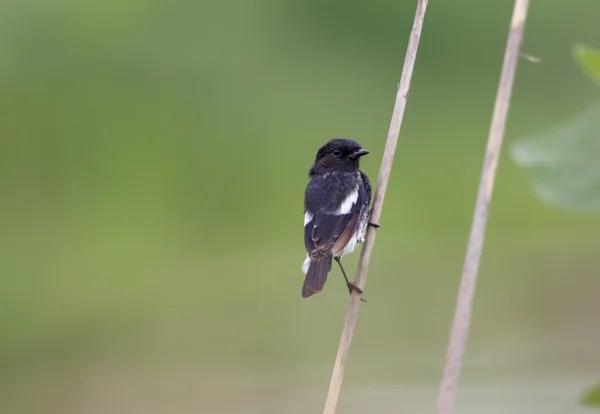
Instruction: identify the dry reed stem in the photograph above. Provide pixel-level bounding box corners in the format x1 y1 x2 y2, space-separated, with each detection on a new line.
435 1 531 414
322 1 429 413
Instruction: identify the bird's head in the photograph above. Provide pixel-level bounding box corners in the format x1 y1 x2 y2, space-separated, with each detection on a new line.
314 138 369 172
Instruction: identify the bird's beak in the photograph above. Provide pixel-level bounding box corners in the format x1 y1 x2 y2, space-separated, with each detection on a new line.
349 149 369 159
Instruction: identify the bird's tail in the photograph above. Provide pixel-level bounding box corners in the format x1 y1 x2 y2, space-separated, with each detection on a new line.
302 255 333 298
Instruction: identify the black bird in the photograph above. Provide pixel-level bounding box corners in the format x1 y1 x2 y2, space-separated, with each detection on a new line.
301 138 377 299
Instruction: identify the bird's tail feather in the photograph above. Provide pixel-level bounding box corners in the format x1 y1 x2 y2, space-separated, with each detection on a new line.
302 256 332 298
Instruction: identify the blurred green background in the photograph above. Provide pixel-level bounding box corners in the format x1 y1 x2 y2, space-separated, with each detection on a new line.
1 0 600 413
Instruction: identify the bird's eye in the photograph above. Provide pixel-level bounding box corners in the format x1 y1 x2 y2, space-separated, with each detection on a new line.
333 149 341 157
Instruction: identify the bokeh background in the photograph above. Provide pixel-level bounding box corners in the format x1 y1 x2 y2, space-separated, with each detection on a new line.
1 0 600 413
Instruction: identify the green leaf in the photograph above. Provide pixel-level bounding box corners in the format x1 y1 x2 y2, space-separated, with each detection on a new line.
510 102 600 212
574 44 600 85
582 382 600 408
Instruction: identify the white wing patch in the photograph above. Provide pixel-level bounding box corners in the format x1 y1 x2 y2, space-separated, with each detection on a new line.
335 187 359 215
304 212 314 226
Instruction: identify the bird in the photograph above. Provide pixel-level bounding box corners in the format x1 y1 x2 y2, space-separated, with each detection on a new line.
301 138 378 300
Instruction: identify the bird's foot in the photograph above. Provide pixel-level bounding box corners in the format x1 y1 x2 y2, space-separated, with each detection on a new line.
347 281 367 303
368 221 380 228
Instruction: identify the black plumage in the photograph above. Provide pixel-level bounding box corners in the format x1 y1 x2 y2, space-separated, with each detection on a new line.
301 138 372 299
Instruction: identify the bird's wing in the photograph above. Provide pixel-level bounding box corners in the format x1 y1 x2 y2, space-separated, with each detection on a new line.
304 210 359 259
304 175 369 259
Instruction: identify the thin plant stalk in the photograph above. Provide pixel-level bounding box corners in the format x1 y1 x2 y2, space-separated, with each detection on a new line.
322 1 429 413
435 1 531 414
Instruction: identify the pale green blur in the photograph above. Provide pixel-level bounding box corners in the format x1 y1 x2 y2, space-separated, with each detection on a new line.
1 1 600 413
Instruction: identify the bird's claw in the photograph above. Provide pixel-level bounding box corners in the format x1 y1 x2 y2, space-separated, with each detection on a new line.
347 282 367 302
368 221 380 228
